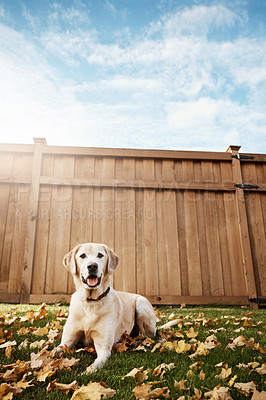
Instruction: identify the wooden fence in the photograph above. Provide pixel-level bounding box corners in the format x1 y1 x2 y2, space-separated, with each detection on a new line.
0 138 265 306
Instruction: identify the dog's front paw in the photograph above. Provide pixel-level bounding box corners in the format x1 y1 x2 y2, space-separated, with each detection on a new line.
86 364 97 374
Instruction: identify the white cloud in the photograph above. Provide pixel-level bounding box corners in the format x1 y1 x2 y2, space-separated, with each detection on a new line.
0 2 265 153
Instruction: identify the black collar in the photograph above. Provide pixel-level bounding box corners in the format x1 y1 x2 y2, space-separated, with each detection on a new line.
87 286 110 302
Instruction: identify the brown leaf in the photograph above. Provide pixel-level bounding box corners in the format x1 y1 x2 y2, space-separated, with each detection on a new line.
133 383 170 399
205 386 233 399
47 379 78 394
123 367 149 383
174 380 189 391
70 382 116 400
234 381 257 396
217 368 232 380
255 363 266 375
251 389 266 400
185 327 198 338
152 363 175 378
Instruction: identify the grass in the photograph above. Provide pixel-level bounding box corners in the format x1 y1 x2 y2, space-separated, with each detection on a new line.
0 303 265 399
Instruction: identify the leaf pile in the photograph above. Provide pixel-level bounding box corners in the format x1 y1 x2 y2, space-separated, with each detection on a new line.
0 304 265 399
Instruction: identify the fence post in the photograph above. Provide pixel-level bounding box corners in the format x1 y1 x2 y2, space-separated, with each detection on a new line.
20 138 46 303
227 145 258 308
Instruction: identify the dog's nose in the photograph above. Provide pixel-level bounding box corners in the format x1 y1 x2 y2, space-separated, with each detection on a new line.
87 262 98 274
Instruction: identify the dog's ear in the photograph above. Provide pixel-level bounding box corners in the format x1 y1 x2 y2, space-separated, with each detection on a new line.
104 245 120 275
63 245 81 275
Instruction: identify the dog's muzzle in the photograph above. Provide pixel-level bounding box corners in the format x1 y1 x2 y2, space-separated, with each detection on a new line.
82 274 102 288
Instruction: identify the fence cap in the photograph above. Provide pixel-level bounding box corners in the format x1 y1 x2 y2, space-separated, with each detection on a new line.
226 145 241 153
33 137 47 145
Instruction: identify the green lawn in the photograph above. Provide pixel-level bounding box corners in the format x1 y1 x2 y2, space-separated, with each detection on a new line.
0 303 265 399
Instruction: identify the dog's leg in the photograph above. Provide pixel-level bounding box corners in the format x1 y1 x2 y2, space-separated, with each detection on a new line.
136 296 157 337
57 318 83 354
86 333 113 373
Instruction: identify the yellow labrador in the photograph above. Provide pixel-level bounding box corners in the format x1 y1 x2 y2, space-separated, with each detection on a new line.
58 243 156 372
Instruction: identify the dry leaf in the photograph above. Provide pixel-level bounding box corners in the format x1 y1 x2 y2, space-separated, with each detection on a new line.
189 343 209 358
185 327 198 338
174 380 189 391
133 383 169 399
152 363 175 378
255 363 266 375
47 379 78 394
217 368 232 380
251 389 266 399
71 382 116 400
123 367 149 383
234 381 257 396
205 386 233 399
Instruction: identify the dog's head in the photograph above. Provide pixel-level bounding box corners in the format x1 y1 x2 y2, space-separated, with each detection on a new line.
63 243 120 291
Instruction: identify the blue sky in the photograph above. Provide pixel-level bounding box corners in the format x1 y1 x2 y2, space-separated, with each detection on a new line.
0 0 265 153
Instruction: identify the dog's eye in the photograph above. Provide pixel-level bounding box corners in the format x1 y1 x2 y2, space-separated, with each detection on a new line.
97 252 104 259
79 253 86 259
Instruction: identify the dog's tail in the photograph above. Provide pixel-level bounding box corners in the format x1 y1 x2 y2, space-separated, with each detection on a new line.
157 318 183 330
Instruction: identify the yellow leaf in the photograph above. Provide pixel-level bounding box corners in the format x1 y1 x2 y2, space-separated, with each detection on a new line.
175 340 191 354
185 327 198 338
189 344 209 358
71 382 116 400
228 375 238 387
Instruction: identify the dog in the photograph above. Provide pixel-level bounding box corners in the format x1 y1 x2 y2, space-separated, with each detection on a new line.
57 243 156 372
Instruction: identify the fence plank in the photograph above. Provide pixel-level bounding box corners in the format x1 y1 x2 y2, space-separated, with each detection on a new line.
228 146 258 302
20 139 46 302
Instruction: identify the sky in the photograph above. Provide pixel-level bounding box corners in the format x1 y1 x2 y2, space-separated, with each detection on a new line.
0 0 265 153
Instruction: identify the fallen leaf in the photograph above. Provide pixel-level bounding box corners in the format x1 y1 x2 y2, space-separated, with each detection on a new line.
185 327 198 338
251 389 266 399
152 363 175 378
234 381 257 396
71 382 116 400
133 383 169 399
205 385 233 399
47 379 78 394
255 363 266 375
217 368 232 380
174 380 189 391
123 367 149 383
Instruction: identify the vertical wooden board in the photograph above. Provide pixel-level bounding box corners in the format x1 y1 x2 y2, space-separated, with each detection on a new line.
176 191 189 295
184 190 202 296
195 191 211 295
223 194 247 296
162 160 181 295
0 153 14 282
31 155 54 295
13 153 33 178
246 193 266 296
92 158 103 243
71 156 94 245
113 159 123 290
202 162 224 296
143 160 159 296
100 158 115 249
45 156 74 294
243 164 266 296
155 190 168 296
182 160 202 296
8 185 30 293
135 160 145 295
121 159 136 293
174 161 183 182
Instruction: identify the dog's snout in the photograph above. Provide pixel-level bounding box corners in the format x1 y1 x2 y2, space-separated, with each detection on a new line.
87 262 98 274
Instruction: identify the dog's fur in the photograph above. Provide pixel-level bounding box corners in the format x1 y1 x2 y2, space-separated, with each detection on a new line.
58 243 156 372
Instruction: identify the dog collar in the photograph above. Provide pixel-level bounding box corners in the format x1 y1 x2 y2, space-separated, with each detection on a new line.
87 286 110 302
